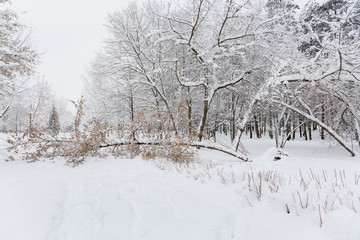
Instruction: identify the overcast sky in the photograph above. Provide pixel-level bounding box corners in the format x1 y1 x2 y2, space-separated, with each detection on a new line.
13 0 309 102
14 0 131 102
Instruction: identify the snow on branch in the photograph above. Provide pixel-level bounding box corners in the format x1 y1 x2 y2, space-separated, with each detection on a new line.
273 100 356 157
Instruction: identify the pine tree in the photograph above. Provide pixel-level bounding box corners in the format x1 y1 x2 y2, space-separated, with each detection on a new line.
266 0 299 18
48 106 60 136
300 0 360 54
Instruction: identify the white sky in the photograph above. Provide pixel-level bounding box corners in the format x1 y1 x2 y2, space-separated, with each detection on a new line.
13 0 309 102
13 0 131 102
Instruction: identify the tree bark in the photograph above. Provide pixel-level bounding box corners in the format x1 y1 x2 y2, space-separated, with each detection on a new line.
321 105 325 140
186 87 193 135
197 86 209 142
254 115 260 138
268 107 273 139
230 93 237 143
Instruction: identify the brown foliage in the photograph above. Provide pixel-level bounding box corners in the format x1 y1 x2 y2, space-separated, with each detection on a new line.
7 112 197 166
7 118 108 166
140 136 196 164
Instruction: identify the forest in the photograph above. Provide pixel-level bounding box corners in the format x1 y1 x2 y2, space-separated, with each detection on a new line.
5 0 359 163
1 0 360 238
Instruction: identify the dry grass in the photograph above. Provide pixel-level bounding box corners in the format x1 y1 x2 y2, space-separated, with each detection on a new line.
153 159 360 228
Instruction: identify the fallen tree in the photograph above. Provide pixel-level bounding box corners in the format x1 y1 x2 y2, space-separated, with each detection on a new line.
7 118 250 166
100 141 250 162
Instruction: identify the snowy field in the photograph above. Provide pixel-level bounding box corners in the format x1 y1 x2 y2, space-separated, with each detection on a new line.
0 135 360 240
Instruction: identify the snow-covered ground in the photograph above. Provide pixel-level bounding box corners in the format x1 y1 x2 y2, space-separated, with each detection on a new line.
0 135 360 240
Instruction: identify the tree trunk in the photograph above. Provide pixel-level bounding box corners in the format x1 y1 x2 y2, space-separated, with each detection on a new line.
262 112 266 138
268 107 273 139
286 118 291 141
254 115 260 138
303 121 308 140
292 114 296 140
213 110 219 143
186 87 193 135
320 105 325 140
249 124 253 139
197 86 209 142
129 85 136 141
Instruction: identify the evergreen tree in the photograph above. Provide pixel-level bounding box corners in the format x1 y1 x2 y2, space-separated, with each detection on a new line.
266 0 299 18
48 106 60 136
300 0 360 55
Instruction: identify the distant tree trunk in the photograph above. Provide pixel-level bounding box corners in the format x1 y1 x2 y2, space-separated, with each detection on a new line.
286 118 291 141
224 124 227 135
254 114 260 138
356 131 360 147
249 124 253 139
263 112 266 137
198 101 209 142
213 102 219 142
274 122 279 148
268 107 273 139
303 121 308 140
292 114 296 140
320 105 325 140
129 85 136 141
230 101 236 142
151 90 163 139
186 87 193 135
308 122 312 140
198 86 209 142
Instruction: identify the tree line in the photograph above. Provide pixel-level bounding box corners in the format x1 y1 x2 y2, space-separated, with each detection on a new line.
85 0 360 157
3 0 360 164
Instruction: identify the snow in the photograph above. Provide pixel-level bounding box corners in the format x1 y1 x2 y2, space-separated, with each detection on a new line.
0 135 360 240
